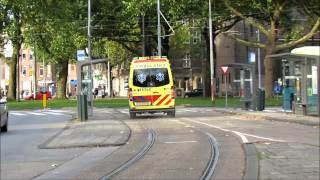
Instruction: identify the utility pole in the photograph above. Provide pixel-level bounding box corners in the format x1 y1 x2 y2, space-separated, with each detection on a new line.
157 0 161 57
33 47 37 97
257 29 261 89
142 15 145 56
209 0 215 103
16 48 20 101
43 57 46 91
87 0 93 116
107 61 111 98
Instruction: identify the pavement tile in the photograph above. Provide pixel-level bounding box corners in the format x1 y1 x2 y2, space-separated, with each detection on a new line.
40 119 131 149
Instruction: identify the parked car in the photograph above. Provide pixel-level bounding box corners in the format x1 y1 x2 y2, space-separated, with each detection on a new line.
184 88 203 97
0 95 8 133
24 91 52 100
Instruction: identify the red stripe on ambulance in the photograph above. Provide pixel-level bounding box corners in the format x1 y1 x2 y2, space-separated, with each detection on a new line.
157 94 169 106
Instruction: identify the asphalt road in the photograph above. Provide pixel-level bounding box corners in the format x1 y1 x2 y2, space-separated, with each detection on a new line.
1 107 319 180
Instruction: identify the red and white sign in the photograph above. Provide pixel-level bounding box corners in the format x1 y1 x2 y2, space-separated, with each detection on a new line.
220 66 229 75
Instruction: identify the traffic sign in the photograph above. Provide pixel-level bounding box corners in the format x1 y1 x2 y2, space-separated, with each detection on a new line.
77 50 86 61
220 66 229 75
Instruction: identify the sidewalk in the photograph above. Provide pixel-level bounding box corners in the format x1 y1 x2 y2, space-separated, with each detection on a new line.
215 107 319 126
39 112 131 149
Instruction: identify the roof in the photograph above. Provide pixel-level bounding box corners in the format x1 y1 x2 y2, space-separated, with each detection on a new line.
267 46 320 60
132 56 169 63
291 46 320 56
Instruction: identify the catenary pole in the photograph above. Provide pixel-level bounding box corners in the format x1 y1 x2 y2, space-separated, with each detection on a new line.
157 0 161 57
209 0 215 103
257 29 261 89
88 0 93 116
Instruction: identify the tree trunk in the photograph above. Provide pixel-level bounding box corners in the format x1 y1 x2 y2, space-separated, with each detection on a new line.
264 47 276 98
7 60 16 100
202 25 217 98
56 61 68 99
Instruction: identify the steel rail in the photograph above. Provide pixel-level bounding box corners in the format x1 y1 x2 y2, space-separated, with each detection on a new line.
200 132 220 180
100 129 156 180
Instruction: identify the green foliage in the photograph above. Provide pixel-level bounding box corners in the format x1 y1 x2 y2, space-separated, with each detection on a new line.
8 97 282 110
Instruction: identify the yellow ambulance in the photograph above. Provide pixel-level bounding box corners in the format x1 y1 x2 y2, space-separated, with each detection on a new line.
128 57 175 118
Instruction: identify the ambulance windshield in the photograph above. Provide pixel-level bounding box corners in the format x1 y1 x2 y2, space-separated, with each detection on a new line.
133 68 169 87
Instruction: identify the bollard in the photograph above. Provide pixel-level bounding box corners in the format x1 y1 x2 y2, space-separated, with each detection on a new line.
77 94 88 121
43 93 47 109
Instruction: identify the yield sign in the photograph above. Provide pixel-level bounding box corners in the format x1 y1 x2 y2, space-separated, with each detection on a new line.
220 66 229 75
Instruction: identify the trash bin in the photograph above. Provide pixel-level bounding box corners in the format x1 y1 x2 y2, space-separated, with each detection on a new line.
257 88 265 111
240 98 251 110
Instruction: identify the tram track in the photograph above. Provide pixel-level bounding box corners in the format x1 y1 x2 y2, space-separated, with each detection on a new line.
200 132 220 180
101 119 220 180
100 129 156 180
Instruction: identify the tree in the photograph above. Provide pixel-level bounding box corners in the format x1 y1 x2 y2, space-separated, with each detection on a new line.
224 0 320 97
24 0 87 99
1 0 29 100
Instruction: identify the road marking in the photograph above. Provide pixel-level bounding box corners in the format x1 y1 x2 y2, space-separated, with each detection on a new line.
232 131 249 143
9 112 25 116
163 140 198 144
239 132 285 142
119 110 128 114
174 120 195 128
43 112 64 115
28 112 46 116
184 119 284 143
46 110 71 113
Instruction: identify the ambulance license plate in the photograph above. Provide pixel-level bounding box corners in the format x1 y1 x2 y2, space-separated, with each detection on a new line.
135 102 151 106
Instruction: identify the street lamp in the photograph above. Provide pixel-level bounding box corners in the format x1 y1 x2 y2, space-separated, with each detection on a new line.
257 29 262 89
157 0 161 57
87 0 93 116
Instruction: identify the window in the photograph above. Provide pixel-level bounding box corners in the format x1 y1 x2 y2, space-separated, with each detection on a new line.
29 54 33 60
39 65 44 76
22 53 26 60
133 68 169 87
249 24 255 37
46 65 51 77
193 31 201 44
22 66 27 76
182 53 191 68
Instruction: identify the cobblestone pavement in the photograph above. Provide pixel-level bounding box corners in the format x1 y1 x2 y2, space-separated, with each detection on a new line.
255 141 320 180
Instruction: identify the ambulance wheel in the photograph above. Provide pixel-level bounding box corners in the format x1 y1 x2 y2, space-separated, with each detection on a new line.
130 112 136 119
167 110 175 118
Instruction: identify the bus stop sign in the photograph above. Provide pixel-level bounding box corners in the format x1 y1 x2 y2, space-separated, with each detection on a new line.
220 66 229 75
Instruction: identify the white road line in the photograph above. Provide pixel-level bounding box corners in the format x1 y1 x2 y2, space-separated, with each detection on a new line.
9 112 25 116
239 132 285 142
119 110 128 114
27 112 46 116
46 110 70 113
184 119 284 143
174 120 195 128
163 141 198 144
185 119 231 132
232 131 249 143
43 112 64 115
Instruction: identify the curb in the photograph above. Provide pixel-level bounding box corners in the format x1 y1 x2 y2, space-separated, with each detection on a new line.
243 143 259 180
39 118 131 149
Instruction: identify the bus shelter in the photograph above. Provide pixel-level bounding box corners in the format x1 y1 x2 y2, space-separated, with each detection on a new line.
269 46 319 116
221 63 258 110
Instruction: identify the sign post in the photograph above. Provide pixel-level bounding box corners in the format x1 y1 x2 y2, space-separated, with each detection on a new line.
221 66 229 108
